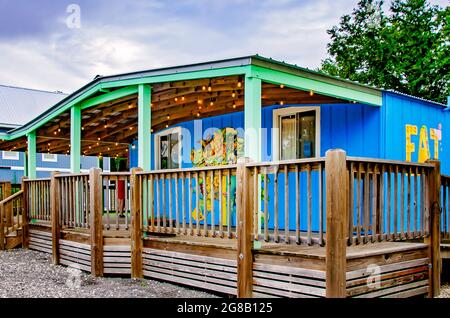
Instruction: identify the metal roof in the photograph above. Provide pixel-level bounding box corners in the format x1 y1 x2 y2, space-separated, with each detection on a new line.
0 55 445 139
385 89 447 108
0 84 67 128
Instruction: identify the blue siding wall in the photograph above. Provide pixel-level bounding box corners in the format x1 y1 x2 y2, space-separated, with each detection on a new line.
128 103 380 232
382 92 450 174
130 103 381 168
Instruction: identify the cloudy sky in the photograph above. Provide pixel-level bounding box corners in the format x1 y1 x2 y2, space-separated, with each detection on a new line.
0 0 447 93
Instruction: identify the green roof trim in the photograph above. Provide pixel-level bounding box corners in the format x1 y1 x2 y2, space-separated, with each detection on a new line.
1 55 386 142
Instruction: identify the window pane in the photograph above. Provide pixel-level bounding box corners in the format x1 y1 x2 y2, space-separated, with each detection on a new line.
169 133 179 169
160 135 169 169
280 115 297 160
298 111 316 158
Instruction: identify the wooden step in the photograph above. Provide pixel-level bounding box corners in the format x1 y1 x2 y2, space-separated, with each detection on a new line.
5 235 22 250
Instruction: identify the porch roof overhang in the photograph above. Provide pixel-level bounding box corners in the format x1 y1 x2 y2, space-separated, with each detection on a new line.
0 55 383 146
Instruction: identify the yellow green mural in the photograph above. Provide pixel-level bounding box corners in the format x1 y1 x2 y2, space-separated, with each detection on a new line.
190 128 244 225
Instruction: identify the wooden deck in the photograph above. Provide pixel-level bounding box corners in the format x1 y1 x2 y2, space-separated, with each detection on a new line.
3 152 445 298
25 221 431 298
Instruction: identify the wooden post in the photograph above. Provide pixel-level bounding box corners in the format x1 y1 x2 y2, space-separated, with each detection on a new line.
0 202 4 250
236 157 253 298
325 149 348 298
50 172 60 265
90 168 104 277
131 167 144 279
425 160 441 297
21 177 30 249
4 182 11 227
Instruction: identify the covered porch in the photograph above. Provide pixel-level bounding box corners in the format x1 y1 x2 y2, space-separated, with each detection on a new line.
0 56 443 298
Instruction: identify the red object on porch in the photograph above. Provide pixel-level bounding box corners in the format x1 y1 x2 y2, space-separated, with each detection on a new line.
117 179 125 200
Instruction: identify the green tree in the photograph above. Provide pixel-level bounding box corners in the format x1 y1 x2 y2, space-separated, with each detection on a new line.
321 0 449 104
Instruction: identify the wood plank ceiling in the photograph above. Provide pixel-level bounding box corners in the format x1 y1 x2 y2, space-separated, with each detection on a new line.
0 75 347 158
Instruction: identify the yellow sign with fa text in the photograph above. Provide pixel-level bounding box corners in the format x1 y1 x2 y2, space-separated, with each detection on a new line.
405 124 441 163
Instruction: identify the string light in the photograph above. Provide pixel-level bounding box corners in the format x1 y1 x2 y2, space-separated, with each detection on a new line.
181 96 185 101
197 99 203 105
210 102 214 107
82 127 85 131
115 143 119 146
233 104 237 109
197 113 201 117
167 115 170 120
237 81 242 88
202 86 206 91
280 101 284 106
175 97 178 102
232 92 236 98
280 85 285 89
309 90 314 97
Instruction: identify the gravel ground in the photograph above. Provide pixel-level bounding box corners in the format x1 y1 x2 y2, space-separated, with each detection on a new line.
0 249 217 298
438 284 450 298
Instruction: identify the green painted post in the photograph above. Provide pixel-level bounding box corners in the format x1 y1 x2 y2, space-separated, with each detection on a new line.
71 105 81 173
27 132 36 179
244 75 262 237
24 151 28 178
244 75 262 161
138 84 152 171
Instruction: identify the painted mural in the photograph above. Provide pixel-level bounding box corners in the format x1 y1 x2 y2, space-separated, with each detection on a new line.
190 128 244 224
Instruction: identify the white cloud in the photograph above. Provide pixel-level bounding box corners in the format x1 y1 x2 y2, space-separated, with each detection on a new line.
0 0 447 93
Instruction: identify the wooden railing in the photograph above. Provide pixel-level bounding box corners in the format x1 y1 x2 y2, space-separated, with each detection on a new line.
23 179 51 223
0 181 11 201
102 172 131 231
248 159 325 245
0 190 24 249
442 174 450 240
137 165 238 238
347 158 435 245
55 173 90 229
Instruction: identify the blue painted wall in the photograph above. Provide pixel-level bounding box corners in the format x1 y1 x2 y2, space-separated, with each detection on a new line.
130 102 380 168
382 92 450 174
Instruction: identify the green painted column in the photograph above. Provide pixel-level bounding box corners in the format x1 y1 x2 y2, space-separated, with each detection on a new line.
71 105 81 173
244 75 262 239
244 75 262 161
27 132 37 179
138 84 152 171
24 151 28 178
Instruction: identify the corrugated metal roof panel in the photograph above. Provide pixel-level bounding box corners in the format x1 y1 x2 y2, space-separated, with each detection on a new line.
385 89 447 108
0 84 67 126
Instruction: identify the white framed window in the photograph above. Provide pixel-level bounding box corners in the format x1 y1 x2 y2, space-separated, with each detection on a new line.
154 127 182 170
272 106 321 161
2 151 19 161
42 153 58 163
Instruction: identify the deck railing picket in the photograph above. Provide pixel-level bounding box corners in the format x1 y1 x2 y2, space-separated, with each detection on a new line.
263 167 269 242
227 169 231 239
295 165 300 245
372 164 378 243
273 166 279 243
307 164 312 246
